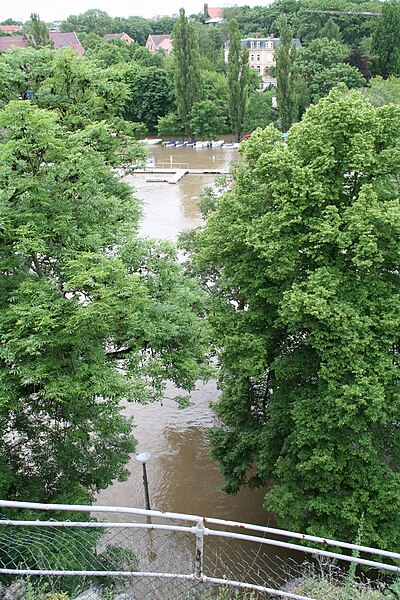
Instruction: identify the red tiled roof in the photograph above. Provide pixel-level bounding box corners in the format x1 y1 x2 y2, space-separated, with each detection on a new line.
50 32 84 56
0 25 21 34
207 7 223 18
0 31 84 56
148 34 172 47
0 35 26 51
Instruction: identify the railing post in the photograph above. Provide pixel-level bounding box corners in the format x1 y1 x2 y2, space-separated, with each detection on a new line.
194 518 205 599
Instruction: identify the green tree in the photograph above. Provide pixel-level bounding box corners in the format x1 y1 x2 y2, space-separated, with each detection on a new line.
151 16 177 35
190 100 227 140
371 0 400 77
320 17 342 41
0 18 22 25
193 86 400 548
0 47 54 106
157 112 184 136
296 0 381 48
26 13 54 49
297 38 366 103
121 66 174 131
195 23 225 71
201 69 229 113
111 16 153 46
0 101 208 504
242 90 278 132
61 9 113 36
227 19 250 142
172 8 202 138
275 14 298 132
362 75 400 106
37 50 130 131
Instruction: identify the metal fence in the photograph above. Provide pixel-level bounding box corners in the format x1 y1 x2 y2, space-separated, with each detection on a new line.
0 500 399 599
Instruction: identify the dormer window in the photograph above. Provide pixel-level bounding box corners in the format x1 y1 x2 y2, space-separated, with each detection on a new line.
256 41 260 48
250 41 254 48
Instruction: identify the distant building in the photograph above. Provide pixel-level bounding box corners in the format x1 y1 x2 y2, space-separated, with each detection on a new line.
203 3 223 24
145 34 173 56
224 34 301 89
0 31 85 56
103 32 134 44
0 25 22 34
49 21 62 32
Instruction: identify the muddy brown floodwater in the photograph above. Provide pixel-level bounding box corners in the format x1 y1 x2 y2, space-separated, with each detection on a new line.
96 145 274 527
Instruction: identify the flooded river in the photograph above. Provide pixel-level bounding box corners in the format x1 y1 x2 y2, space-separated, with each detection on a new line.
97 145 273 527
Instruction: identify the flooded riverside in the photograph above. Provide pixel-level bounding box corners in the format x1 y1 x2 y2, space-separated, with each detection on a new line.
97 145 272 526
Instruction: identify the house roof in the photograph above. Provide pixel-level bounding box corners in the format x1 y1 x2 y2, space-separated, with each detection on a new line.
206 7 223 18
224 36 301 50
205 17 223 24
103 32 134 42
0 31 84 56
0 36 26 52
0 25 22 34
51 32 85 55
147 34 172 47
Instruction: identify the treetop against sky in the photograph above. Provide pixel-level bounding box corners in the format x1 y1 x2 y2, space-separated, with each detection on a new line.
0 0 263 23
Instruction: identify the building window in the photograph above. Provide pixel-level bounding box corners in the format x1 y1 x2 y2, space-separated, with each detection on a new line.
256 54 260 62
250 41 254 48
257 66 261 72
250 53 254 61
256 41 260 48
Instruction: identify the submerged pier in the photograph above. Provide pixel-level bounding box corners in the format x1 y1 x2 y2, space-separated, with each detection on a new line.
133 167 230 184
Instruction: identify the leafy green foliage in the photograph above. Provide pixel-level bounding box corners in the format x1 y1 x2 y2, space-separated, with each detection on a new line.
26 13 54 49
243 90 279 132
275 14 299 131
227 19 250 142
190 100 228 140
362 75 400 106
296 0 381 48
121 66 174 131
320 17 343 41
193 87 400 548
61 9 114 36
157 112 183 136
173 8 202 138
297 38 366 102
0 101 208 504
371 0 400 78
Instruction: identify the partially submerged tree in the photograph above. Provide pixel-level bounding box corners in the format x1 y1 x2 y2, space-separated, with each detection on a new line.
193 86 400 549
190 100 227 140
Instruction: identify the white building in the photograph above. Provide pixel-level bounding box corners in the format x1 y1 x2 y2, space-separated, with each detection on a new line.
224 35 301 90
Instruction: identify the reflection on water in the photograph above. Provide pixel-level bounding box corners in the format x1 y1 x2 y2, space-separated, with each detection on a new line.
97 146 271 527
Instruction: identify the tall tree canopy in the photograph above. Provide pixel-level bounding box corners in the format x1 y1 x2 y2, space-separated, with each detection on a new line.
26 13 53 49
227 19 250 142
371 0 400 78
296 38 366 103
0 101 208 504
193 86 400 549
172 8 202 138
275 14 299 132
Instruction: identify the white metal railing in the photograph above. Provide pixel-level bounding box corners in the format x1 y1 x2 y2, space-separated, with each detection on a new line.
0 500 398 599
